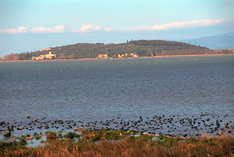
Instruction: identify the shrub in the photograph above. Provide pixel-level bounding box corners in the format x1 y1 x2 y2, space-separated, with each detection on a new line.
0 141 17 153
106 130 121 140
4 132 11 137
58 132 63 138
64 132 80 139
19 138 27 146
45 131 57 139
35 136 41 140
91 134 102 142
33 132 38 136
21 135 26 139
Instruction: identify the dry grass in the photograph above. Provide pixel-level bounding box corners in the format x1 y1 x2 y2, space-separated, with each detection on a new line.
0 130 233 157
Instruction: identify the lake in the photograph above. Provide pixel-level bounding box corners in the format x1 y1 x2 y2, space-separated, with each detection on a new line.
0 55 234 138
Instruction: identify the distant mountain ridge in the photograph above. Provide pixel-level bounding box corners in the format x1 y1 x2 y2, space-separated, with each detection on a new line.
179 31 234 49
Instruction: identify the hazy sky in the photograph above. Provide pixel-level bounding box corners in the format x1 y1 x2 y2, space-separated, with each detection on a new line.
0 0 233 56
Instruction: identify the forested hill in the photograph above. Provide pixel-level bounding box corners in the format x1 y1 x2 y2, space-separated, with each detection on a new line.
3 40 233 60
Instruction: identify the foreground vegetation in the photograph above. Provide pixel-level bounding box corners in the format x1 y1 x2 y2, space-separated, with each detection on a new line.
1 40 233 61
0 129 233 156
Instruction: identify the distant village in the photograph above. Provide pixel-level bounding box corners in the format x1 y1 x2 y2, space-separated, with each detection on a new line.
97 52 139 59
32 51 56 60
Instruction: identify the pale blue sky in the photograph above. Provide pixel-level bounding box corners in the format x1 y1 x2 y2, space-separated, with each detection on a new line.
0 0 233 56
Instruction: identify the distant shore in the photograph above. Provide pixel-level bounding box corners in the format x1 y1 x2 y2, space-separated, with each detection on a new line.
0 53 233 63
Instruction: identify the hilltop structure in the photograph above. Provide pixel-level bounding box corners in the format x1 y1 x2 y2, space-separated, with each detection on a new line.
39 47 51 52
32 52 56 60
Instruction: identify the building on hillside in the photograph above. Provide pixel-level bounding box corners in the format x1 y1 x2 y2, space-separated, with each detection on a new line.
32 52 56 60
98 54 108 59
130 52 139 57
117 54 125 58
39 47 51 52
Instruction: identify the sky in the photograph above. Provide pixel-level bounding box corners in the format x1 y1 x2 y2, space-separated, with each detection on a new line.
0 0 234 57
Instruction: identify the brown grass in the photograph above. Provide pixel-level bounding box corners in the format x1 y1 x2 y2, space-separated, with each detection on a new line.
0 130 233 157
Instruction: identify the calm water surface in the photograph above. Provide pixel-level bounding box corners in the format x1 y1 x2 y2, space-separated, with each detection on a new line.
0 55 234 136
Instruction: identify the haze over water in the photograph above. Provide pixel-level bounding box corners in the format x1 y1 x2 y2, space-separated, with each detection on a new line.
0 55 234 136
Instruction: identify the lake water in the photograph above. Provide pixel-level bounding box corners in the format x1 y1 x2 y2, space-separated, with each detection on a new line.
0 55 234 137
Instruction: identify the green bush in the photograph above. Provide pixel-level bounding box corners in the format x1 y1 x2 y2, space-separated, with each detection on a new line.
0 141 17 152
21 135 26 139
64 132 80 139
45 131 57 139
57 132 62 138
106 130 121 140
4 132 11 137
19 138 27 146
91 134 102 142
35 136 41 140
33 132 38 136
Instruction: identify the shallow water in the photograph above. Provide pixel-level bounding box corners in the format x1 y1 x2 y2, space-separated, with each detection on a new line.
0 55 234 138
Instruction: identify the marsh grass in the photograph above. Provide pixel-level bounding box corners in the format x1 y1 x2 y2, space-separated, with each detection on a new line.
0 130 233 157
81 128 130 142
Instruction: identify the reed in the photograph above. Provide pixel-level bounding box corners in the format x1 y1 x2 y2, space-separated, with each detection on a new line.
0 130 233 157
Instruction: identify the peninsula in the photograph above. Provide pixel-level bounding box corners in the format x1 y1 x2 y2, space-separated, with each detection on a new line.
0 40 233 61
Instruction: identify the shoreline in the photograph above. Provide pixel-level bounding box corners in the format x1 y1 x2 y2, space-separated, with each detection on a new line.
0 128 233 157
0 53 233 63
